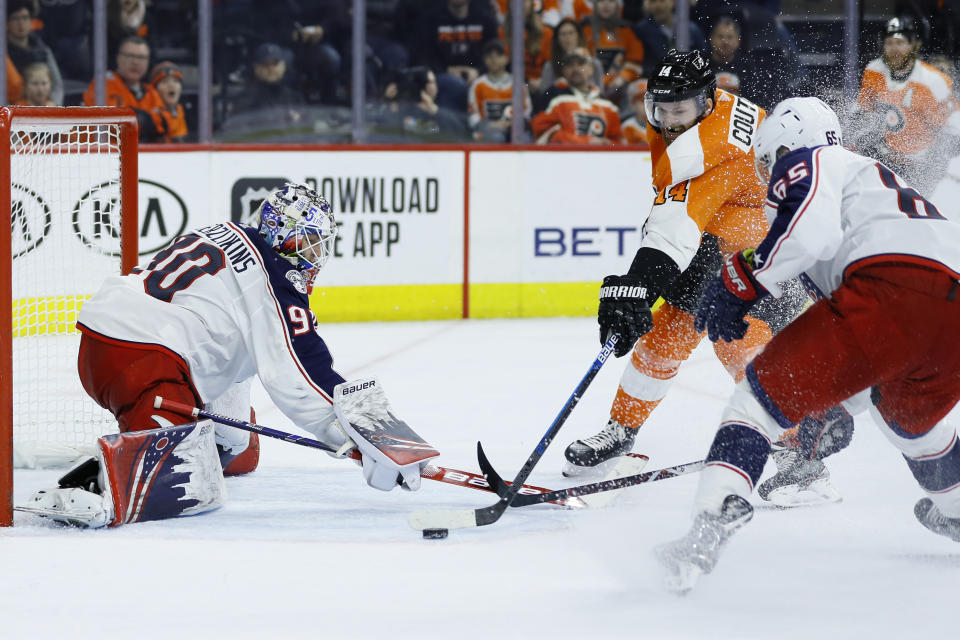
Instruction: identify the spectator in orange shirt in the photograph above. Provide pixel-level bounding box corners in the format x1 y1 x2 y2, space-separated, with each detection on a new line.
532 47 623 144
149 61 188 143
540 0 594 28
581 0 645 95
7 0 64 105
500 0 554 93
6 55 23 103
620 78 648 145
15 61 55 106
468 40 531 142
83 35 165 142
539 17 605 90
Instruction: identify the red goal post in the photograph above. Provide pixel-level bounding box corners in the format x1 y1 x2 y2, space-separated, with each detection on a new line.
0 106 139 526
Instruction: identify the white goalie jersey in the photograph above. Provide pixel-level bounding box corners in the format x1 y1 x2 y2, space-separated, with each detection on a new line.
77 222 346 440
751 144 960 298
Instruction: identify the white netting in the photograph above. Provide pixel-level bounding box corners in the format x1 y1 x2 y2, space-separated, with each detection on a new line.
11 122 126 468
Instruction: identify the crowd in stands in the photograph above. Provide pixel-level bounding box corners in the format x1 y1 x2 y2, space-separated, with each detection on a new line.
4 0 960 145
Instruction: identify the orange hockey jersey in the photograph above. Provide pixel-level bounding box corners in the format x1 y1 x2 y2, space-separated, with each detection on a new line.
540 0 593 27
468 73 532 128
641 90 768 270
581 19 644 86
855 58 960 156
531 84 623 144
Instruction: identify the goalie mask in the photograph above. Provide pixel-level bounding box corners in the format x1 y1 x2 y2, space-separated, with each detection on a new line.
255 183 337 285
753 97 842 182
644 49 717 143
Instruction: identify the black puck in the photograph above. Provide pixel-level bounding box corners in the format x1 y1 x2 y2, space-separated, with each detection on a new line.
422 528 449 539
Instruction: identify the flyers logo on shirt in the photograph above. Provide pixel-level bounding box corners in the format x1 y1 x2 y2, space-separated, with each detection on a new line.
575 112 607 137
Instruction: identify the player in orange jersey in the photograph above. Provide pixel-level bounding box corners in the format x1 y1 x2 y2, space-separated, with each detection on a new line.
850 16 960 195
531 47 623 144
563 50 847 507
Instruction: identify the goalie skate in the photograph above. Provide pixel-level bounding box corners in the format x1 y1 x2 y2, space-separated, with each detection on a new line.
914 498 960 542
758 448 841 508
656 495 754 594
562 420 637 478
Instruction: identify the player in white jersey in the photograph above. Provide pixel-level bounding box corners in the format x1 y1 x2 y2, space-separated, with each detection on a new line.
655 98 960 592
19 184 437 528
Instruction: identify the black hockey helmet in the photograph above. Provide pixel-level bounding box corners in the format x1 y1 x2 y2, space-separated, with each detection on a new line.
646 49 717 104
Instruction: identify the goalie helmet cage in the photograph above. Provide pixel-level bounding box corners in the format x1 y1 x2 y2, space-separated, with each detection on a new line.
0 106 139 526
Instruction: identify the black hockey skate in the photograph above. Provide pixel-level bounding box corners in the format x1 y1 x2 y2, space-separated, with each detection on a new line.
656 494 754 593
757 448 841 507
914 498 960 542
562 419 637 477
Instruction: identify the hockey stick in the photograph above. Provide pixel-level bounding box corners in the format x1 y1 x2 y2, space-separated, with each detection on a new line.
408 334 620 532
478 442 650 502
153 396 583 506
503 459 705 507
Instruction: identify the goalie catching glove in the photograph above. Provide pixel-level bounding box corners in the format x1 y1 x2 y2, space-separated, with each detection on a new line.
598 248 680 357
332 377 439 492
695 249 768 342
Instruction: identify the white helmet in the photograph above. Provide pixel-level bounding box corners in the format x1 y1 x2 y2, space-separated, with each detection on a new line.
754 97 842 182
254 183 337 286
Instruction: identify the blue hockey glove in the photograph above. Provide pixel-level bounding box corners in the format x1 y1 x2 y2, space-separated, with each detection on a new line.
598 274 655 357
695 249 767 342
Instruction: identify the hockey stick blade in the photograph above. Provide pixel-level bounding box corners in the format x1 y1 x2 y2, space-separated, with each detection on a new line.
477 441 648 508
153 396 567 501
408 335 620 532
505 459 706 507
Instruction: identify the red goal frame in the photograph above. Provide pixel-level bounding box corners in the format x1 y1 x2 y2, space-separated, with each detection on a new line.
0 106 139 526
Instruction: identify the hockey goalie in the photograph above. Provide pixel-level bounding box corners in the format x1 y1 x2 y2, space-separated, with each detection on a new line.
18 183 438 527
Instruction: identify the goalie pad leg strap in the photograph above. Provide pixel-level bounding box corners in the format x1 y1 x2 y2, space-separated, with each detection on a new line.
99 420 226 526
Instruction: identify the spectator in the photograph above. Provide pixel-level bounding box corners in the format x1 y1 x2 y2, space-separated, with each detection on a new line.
415 0 500 112
634 0 707 76
82 35 165 143
371 66 469 142
468 40 531 142
708 15 749 98
539 17 605 89
38 0 91 81
107 0 151 62
500 0 554 94
6 56 23 103
149 61 188 143
7 0 64 105
230 42 306 125
849 15 960 195
715 70 740 94
620 77 648 144
540 0 594 28
15 61 55 106
531 48 623 144
581 0 646 96
250 0 348 105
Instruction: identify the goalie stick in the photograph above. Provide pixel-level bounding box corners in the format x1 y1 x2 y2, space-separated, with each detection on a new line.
153 396 583 506
408 334 619 532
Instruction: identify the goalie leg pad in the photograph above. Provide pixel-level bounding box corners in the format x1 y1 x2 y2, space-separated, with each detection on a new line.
333 377 439 491
204 378 260 475
99 420 226 526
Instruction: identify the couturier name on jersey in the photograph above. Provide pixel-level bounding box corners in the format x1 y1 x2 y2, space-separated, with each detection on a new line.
727 95 760 153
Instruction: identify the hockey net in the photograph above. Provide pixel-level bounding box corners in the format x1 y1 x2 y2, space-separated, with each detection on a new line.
1 107 139 524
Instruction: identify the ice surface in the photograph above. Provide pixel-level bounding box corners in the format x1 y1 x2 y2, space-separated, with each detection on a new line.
3 318 957 639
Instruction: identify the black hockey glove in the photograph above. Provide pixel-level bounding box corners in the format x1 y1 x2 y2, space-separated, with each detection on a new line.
598 274 655 357
598 248 681 358
694 249 768 342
